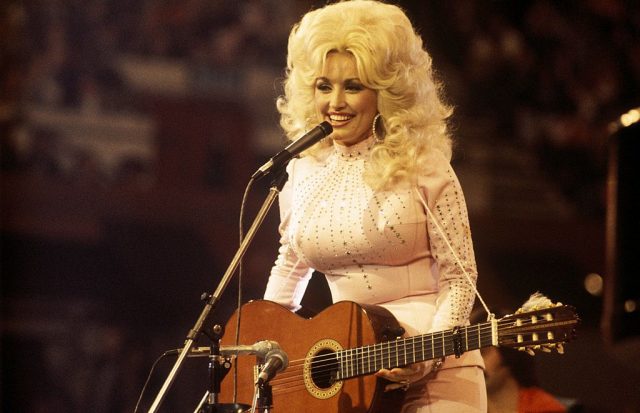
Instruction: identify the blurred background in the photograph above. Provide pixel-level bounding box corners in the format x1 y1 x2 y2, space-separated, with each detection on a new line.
1 0 639 411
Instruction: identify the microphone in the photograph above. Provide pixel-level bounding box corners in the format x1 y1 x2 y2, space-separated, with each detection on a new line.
164 346 212 357
166 340 281 358
252 121 333 180
256 347 289 386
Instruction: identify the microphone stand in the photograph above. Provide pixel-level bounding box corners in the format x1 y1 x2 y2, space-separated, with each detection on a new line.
193 325 230 413
148 170 288 412
256 381 273 413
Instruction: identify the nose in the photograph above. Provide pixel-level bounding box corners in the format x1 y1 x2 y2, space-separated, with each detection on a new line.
329 88 346 110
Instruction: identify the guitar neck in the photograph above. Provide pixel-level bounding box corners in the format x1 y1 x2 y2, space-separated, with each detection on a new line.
335 321 494 380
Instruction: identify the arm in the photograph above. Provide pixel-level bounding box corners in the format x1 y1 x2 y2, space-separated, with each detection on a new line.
377 153 478 390
421 154 477 334
263 161 314 312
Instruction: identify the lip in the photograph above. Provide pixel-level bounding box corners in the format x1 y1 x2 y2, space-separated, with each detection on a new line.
327 112 355 126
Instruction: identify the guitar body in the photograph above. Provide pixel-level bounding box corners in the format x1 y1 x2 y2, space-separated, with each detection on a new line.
217 296 579 412
219 300 405 413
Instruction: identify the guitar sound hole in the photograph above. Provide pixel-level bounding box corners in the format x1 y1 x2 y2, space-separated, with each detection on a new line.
311 349 339 389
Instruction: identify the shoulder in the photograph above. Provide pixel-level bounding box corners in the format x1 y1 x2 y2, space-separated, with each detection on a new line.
415 149 458 185
411 149 466 204
419 149 453 176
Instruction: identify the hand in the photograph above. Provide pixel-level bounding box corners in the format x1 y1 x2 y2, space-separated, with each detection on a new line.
374 361 432 392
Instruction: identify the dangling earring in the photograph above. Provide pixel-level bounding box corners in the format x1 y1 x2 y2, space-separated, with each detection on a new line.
372 113 384 143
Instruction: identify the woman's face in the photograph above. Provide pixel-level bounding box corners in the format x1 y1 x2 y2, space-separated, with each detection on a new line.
314 52 378 146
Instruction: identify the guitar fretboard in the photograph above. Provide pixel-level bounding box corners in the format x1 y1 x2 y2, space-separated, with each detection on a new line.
334 322 494 380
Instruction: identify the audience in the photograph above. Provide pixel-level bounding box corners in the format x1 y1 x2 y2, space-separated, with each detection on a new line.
2 0 637 205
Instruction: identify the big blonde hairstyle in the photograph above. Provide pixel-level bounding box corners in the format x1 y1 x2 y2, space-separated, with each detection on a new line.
278 0 453 189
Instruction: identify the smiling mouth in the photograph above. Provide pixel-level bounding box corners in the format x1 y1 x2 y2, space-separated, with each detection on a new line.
329 114 354 124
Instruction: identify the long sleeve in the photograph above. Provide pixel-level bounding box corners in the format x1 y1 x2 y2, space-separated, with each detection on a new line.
418 153 478 333
263 161 314 311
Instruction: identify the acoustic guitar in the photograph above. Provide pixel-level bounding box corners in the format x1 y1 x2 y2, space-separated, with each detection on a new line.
219 296 578 412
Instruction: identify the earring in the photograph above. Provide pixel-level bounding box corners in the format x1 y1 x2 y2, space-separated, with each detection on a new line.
372 113 383 143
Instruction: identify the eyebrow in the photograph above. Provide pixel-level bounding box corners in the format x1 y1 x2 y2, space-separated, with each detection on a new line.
315 77 362 83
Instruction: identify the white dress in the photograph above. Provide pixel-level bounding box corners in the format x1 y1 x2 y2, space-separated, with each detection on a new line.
264 135 486 412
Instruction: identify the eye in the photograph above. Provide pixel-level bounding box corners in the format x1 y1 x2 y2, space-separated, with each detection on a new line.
315 81 332 93
345 81 365 92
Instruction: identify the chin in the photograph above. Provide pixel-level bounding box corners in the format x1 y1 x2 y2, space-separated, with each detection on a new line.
332 134 349 143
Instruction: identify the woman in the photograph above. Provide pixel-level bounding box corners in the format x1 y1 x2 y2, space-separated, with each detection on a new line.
263 1 486 411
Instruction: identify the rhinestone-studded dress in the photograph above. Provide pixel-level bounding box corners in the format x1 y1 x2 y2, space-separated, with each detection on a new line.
264 135 483 369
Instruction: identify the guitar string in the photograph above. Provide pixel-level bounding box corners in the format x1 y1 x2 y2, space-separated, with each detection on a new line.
274 317 569 380
276 315 570 368
270 333 568 393
269 334 561 392
266 315 574 388
265 303 575 395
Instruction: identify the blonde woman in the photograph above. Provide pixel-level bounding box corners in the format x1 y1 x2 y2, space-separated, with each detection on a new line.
263 1 486 411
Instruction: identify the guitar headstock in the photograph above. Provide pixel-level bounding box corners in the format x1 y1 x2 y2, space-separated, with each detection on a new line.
497 293 579 355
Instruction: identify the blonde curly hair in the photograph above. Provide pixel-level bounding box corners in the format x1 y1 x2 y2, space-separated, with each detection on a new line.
277 0 453 189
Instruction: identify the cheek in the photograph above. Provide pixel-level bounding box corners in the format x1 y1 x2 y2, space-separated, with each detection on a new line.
314 94 327 113
358 93 378 116
315 96 331 123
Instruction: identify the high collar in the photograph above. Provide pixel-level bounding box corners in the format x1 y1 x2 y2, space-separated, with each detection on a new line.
333 134 376 161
